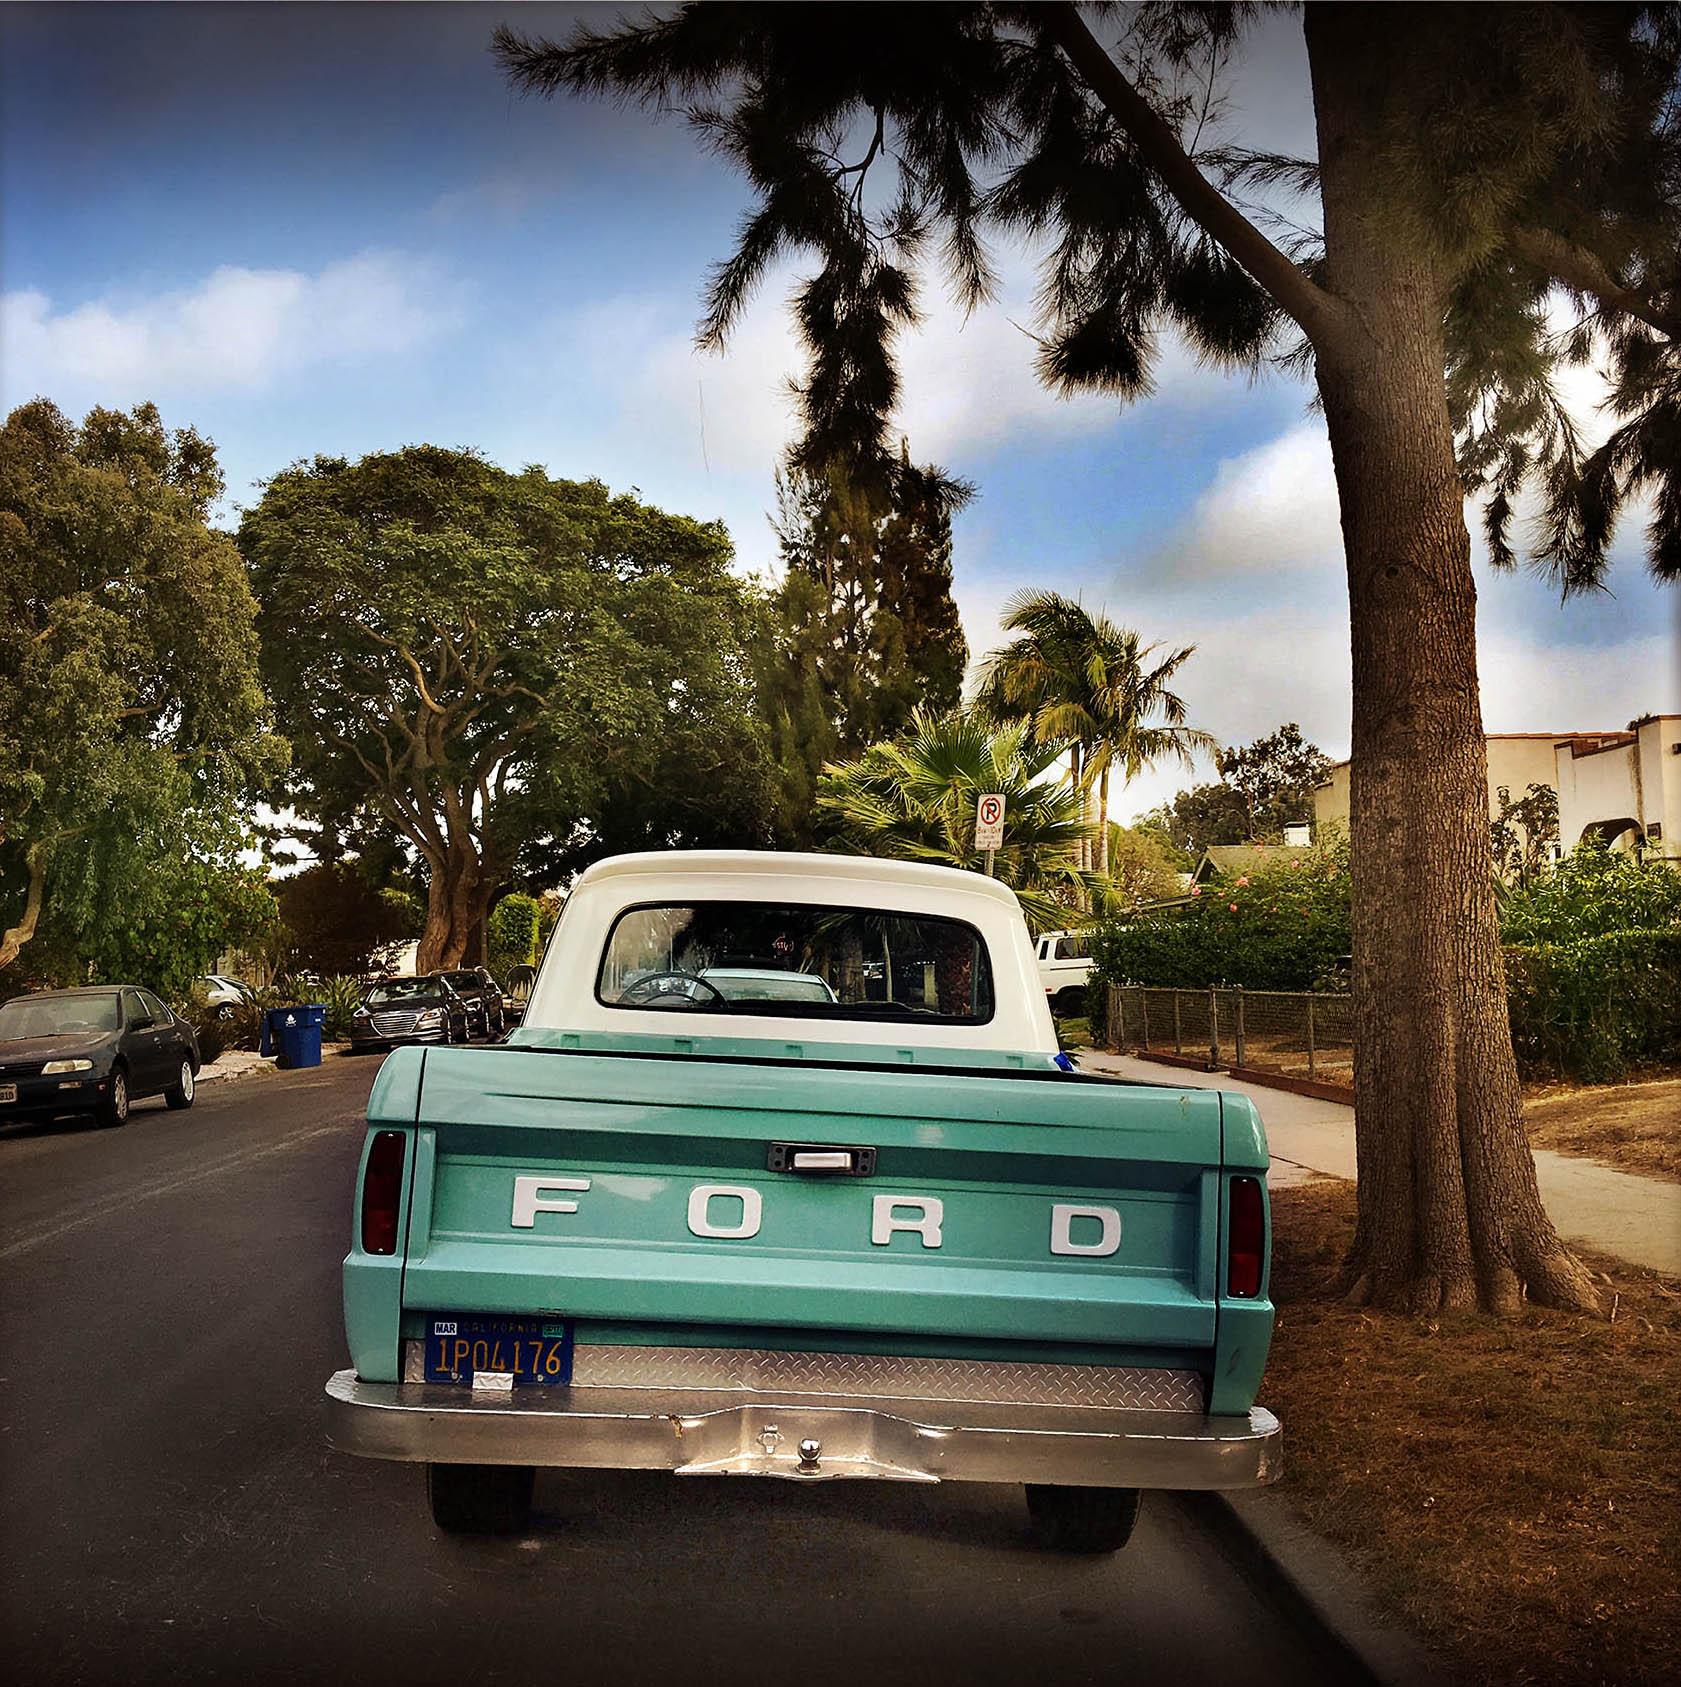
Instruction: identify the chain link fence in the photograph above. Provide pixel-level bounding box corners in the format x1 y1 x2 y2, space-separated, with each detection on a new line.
1100 984 1354 1087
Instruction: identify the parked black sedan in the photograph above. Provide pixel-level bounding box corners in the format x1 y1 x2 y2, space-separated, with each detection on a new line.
348 976 474 1052
0 986 200 1127
431 968 506 1039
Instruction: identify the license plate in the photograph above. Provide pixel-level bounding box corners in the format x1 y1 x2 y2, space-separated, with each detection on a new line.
0 1083 15 1104
423 1316 573 1386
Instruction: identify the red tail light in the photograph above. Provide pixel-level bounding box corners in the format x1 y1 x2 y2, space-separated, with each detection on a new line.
1227 1176 1264 1298
361 1130 407 1255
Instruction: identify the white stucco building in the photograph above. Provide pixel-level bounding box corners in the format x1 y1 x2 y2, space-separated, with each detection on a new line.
1553 714 1680 862
1314 714 1681 869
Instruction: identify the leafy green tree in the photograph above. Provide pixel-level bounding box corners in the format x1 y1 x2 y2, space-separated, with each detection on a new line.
817 709 1101 930
1138 783 1253 859
1490 783 1561 886
1218 724 1330 838
495 3 1681 1312
0 399 284 982
274 861 423 979
760 453 969 840
976 590 1211 876
1105 822 1188 908
242 447 775 969
1141 723 1333 857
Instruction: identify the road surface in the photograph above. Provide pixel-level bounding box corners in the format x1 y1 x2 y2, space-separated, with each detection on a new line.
0 1055 1348 1687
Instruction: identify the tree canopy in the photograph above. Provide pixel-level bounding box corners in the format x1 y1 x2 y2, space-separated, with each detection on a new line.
759 453 969 840
0 399 283 991
241 446 775 967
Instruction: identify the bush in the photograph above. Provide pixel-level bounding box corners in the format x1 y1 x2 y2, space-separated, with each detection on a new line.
1090 839 1351 990
174 986 228 1066
1505 928 1681 1081
1500 839 1681 944
317 975 365 1041
488 894 541 978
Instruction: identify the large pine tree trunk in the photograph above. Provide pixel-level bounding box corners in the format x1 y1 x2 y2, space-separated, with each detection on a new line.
1308 8 1599 1314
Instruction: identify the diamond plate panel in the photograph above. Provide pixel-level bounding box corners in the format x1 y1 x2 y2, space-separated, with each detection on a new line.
568 1346 1204 1412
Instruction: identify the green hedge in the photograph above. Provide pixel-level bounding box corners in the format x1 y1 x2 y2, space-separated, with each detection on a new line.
1090 844 1351 991
1504 927 1681 1082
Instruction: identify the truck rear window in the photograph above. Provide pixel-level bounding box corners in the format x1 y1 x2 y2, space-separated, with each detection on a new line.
597 902 995 1023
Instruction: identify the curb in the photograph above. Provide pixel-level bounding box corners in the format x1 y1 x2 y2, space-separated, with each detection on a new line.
1102 1047 1357 1105
1187 1489 1441 1686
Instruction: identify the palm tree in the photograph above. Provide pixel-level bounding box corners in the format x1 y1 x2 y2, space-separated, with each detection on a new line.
975 591 1214 877
816 709 1101 932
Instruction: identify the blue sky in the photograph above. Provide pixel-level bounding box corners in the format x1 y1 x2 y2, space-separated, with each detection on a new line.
4 2 1674 819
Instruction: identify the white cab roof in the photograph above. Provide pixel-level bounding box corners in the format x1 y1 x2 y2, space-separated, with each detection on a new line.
528 850 1057 1053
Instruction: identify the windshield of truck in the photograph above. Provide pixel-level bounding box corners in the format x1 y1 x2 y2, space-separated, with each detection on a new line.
0 993 122 1037
598 903 995 1022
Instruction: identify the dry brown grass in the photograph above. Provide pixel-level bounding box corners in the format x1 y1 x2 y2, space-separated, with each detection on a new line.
1265 1181 1681 1687
1523 1078 1681 1183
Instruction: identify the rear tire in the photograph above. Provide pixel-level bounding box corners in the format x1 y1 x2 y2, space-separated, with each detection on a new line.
96 1066 131 1128
163 1059 196 1110
1025 1485 1141 1553
427 1463 534 1535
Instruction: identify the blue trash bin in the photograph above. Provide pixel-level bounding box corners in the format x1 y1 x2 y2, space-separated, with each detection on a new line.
277 1005 325 1069
258 1006 292 1058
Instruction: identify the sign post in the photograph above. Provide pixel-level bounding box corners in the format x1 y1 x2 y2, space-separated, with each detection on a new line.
974 793 1006 877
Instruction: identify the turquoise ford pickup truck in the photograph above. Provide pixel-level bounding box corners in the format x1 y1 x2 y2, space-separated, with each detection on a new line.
325 851 1279 1551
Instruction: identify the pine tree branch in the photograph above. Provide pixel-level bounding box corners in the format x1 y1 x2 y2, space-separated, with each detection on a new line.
1508 225 1680 339
1041 3 1349 347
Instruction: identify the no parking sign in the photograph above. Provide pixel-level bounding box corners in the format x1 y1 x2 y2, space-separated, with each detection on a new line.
974 792 1006 851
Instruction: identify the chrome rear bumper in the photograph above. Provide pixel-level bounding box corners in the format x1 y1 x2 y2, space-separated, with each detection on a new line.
324 1369 1280 1489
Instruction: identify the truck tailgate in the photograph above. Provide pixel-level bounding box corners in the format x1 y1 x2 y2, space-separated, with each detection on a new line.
391 1045 1231 1353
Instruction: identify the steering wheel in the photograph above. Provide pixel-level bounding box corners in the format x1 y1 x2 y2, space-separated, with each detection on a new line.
618 971 727 1009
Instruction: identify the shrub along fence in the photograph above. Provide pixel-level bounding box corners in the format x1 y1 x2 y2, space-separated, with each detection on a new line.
1101 927 1680 1085
1100 984 1354 1087
1504 927 1681 1082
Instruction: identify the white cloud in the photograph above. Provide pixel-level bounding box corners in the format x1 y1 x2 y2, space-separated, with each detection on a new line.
1157 422 1344 581
1 253 453 400
544 251 1252 495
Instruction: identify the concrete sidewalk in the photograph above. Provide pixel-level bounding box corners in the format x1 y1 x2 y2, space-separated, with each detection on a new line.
1080 1051 1681 1277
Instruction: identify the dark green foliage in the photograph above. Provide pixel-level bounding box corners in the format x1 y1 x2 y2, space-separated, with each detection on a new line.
1217 724 1329 836
1505 929 1681 1081
315 976 366 1041
1499 837 1681 944
0 398 284 987
242 447 777 957
758 456 969 843
1490 782 1561 885
487 893 541 977
1138 782 1253 857
1139 723 1332 857
1090 839 1352 990
274 862 421 980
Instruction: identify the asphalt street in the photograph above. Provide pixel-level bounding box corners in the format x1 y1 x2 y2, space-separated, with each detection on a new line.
0 1054 1351 1687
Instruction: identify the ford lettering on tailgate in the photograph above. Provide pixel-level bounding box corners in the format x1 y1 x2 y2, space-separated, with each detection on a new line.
509 1172 1124 1257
